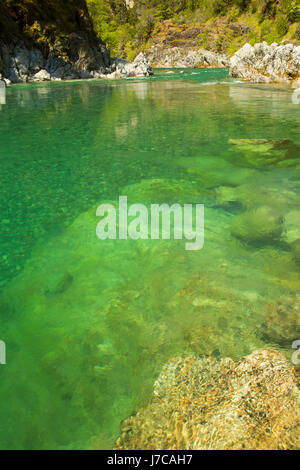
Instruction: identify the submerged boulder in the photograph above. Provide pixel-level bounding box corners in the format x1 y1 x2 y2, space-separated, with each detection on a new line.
291 239 300 266
262 297 300 347
144 46 229 68
177 156 257 188
121 178 200 204
115 349 300 450
215 183 299 213
228 138 300 167
230 206 283 245
283 210 300 245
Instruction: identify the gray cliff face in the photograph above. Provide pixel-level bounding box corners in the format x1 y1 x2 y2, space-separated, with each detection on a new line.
0 34 109 83
0 37 153 84
144 46 229 68
230 42 300 85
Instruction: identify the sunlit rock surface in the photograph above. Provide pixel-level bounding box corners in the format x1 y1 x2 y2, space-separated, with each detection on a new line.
109 53 153 79
230 42 300 84
144 46 229 69
115 349 300 450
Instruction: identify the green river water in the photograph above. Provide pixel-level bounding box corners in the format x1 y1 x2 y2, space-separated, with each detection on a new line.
0 68 299 449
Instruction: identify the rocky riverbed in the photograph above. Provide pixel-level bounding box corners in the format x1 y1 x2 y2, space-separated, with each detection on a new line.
115 349 300 450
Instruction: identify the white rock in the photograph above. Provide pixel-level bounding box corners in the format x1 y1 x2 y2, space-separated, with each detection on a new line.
230 42 300 83
144 46 229 68
111 53 153 78
32 69 51 82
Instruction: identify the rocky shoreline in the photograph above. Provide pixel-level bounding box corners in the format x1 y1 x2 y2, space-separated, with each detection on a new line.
0 37 153 84
230 42 300 86
144 46 229 69
2 38 300 85
0 0 299 85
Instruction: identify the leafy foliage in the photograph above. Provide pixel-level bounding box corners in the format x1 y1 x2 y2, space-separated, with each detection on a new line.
2 1 300 58
86 0 300 56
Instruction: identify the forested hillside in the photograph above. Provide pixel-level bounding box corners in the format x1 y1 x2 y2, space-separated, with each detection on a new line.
86 0 300 58
1 1 299 59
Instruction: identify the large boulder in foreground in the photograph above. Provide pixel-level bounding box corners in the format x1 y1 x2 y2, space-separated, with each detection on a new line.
115 349 300 450
230 42 300 84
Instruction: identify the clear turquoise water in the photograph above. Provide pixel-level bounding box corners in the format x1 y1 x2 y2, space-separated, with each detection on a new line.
0 68 299 449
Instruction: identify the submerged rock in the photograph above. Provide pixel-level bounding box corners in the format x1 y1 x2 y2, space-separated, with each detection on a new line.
177 156 257 188
291 239 300 266
231 206 283 245
230 42 300 84
262 297 300 347
228 138 300 167
115 349 300 450
215 183 299 213
283 210 300 245
121 178 200 204
44 271 73 296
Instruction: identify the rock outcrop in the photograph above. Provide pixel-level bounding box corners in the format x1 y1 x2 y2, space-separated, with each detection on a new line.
115 349 300 450
0 40 153 83
0 1 152 83
230 42 300 84
144 46 229 68
108 53 153 79
0 36 111 83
